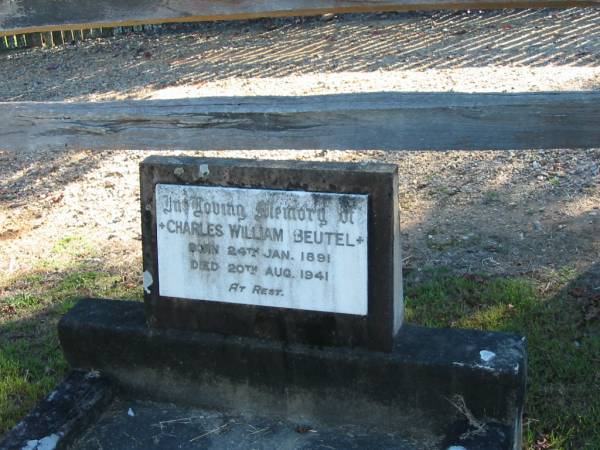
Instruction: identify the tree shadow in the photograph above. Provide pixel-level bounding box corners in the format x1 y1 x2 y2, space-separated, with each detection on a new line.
385 149 599 277
0 249 144 435
1 148 598 277
0 149 111 245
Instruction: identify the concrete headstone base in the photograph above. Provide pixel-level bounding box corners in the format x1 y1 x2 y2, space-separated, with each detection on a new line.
2 298 526 449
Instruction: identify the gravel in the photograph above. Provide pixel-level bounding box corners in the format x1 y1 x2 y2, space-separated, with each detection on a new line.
0 9 599 286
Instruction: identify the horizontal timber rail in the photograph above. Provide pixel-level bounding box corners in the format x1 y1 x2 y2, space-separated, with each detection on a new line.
2 92 599 151
1 0 599 37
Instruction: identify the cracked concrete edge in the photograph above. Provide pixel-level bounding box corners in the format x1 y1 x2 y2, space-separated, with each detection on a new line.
0 370 115 450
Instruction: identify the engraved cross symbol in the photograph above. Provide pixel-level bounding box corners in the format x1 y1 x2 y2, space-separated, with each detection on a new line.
159 222 165 229
356 236 364 244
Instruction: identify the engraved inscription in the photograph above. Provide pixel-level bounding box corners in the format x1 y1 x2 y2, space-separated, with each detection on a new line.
156 185 368 315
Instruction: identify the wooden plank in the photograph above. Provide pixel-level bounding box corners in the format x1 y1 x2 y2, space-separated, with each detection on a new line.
1 0 599 36
1 92 599 151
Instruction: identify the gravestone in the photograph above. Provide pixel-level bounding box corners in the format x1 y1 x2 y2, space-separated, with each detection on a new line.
140 156 402 351
2 156 527 450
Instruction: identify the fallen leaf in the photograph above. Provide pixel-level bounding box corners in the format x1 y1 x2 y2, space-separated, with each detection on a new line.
0 304 17 316
51 193 64 204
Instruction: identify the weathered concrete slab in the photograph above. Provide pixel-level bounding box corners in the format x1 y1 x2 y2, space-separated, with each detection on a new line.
0 373 516 450
58 298 527 449
71 398 425 449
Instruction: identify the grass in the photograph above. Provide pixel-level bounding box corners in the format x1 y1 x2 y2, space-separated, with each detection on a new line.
483 190 501 204
0 235 142 436
1 235 598 449
425 227 482 251
405 267 600 450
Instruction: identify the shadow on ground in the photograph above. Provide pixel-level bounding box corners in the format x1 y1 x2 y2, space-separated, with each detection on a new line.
0 149 108 241
1 8 599 101
1 149 598 278
0 256 143 435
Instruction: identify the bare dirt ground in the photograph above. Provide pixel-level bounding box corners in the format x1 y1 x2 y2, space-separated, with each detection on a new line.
0 8 599 286
1 149 598 285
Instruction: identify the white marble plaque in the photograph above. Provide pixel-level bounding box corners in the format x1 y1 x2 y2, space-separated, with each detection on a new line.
155 184 368 315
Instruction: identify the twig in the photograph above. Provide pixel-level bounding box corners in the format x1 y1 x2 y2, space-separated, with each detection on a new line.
189 424 228 442
540 281 553 294
447 394 486 439
152 416 205 429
